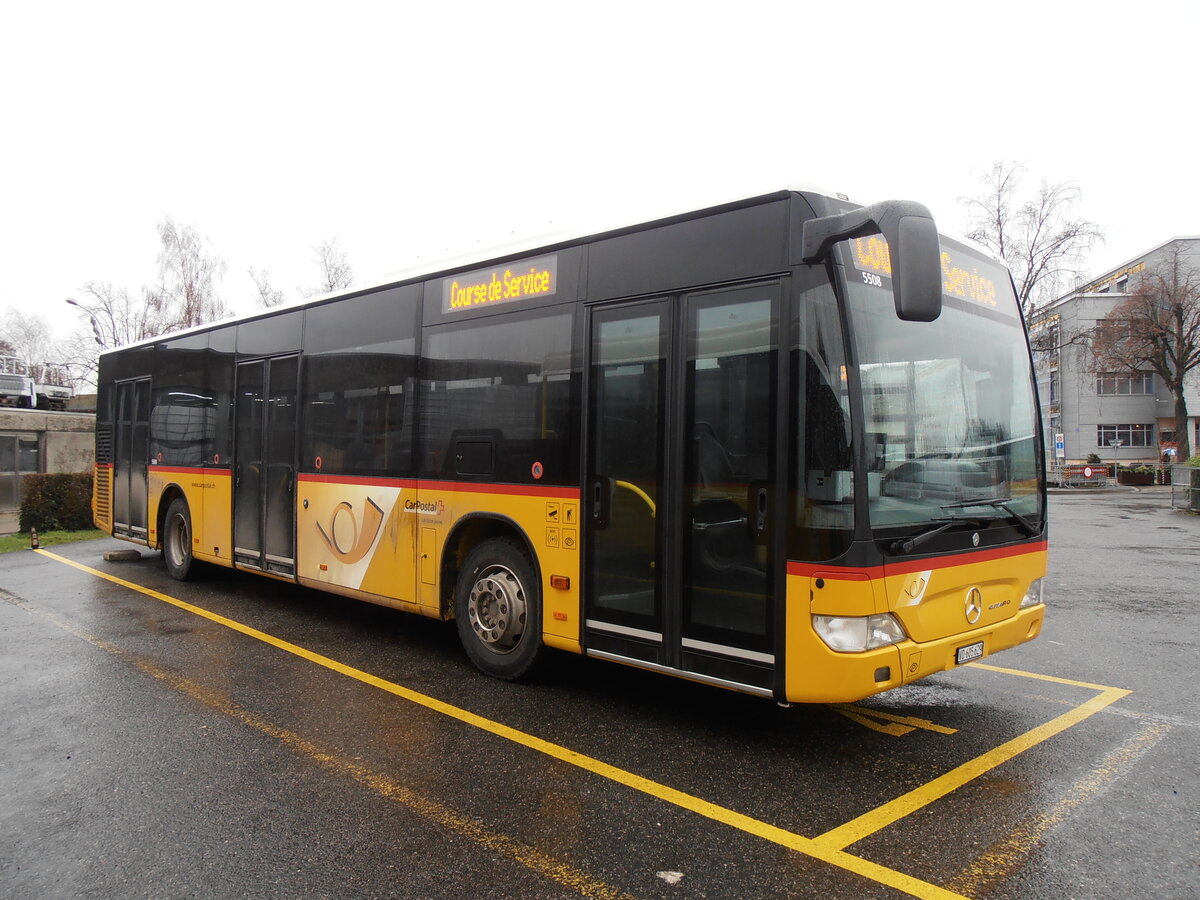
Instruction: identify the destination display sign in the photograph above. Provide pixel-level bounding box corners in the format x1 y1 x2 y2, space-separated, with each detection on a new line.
443 254 558 313
846 235 1012 315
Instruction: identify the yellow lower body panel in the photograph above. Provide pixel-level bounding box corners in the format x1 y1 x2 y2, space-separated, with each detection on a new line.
784 545 1047 703
784 604 1044 704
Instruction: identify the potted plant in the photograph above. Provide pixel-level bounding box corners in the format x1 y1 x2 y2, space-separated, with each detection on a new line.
1116 464 1156 486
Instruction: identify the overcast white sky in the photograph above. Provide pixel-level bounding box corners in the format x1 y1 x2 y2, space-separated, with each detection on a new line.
3 1 1198 345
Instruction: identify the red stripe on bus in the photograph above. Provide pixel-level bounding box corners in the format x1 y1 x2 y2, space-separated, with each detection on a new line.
421 480 581 499
298 473 418 488
294 474 579 500
786 541 1048 579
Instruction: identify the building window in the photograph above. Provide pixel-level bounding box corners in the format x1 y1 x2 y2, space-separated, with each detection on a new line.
1096 372 1154 395
0 434 40 511
1046 320 1060 348
1097 319 1133 342
1097 424 1155 448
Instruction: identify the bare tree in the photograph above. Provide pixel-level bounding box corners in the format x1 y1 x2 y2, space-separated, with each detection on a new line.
62 282 174 385
307 237 355 297
1 310 79 393
152 217 229 328
2 310 56 370
71 281 173 348
64 218 231 386
1088 245 1200 461
961 162 1103 321
249 266 287 308
55 328 106 390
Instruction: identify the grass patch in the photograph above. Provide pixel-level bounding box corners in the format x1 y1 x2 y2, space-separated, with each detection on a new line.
0 530 107 554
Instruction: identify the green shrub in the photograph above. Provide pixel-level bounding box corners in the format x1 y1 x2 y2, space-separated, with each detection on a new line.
18 473 94 532
1086 452 1102 463
1184 454 1200 467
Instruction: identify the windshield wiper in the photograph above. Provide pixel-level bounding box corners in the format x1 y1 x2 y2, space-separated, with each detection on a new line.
941 497 1039 537
890 515 992 555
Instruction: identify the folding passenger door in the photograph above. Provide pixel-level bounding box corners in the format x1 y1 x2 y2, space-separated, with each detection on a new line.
112 377 150 540
584 283 780 694
233 356 298 575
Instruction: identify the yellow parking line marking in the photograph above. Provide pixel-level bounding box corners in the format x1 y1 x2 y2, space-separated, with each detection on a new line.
0 588 634 900
39 549 973 899
833 706 916 736
813 684 1131 851
966 661 1119 692
944 718 1170 896
38 549 1132 900
833 705 958 736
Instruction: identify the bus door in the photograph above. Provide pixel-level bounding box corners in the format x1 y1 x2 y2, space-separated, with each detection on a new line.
234 356 298 576
584 284 780 693
112 377 150 540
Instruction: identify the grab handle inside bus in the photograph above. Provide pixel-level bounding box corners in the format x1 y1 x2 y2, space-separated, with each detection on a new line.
800 200 943 322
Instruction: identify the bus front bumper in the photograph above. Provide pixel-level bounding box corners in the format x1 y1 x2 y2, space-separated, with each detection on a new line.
784 604 1046 704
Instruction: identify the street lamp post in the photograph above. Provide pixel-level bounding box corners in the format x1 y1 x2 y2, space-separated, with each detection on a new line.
65 298 105 348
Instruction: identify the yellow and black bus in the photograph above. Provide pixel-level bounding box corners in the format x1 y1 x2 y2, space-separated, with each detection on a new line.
92 188 1046 703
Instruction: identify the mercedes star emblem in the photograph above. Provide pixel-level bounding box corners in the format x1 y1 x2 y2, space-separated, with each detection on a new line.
965 588 983 624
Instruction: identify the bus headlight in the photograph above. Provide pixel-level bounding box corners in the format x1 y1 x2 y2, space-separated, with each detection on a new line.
1020 578 1044 609
812 613 907 653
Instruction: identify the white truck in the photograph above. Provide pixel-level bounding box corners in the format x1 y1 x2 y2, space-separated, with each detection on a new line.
0 357 73 409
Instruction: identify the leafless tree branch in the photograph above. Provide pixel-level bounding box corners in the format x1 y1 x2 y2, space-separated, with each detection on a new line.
249 266 287 308
961 161 1103 322
307 237 355 297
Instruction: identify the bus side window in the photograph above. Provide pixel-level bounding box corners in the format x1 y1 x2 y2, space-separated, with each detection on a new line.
421 309 577 485
300 287 419 477
805 358 852 476
789 278 855 561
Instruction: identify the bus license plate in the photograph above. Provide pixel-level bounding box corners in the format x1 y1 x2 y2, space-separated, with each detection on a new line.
955 641 985 665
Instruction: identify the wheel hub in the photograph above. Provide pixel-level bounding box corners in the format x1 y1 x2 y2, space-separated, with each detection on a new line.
167 513 188 569
467 566 527 652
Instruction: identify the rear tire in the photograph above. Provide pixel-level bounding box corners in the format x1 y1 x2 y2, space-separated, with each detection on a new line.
163 498 198 581
454 538 542 680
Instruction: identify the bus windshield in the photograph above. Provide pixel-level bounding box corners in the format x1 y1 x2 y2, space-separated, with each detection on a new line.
841 235 1043 541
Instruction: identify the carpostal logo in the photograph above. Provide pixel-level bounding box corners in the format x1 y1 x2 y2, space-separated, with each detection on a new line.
404 498 445 517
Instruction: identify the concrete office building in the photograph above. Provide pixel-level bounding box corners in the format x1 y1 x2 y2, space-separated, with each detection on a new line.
1031 237 1200 469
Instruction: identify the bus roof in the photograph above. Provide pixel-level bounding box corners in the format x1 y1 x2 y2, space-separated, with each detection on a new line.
102 187 815 355
99 183 1001 355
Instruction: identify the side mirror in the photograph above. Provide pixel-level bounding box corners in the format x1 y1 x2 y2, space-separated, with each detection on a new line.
802 200 943 322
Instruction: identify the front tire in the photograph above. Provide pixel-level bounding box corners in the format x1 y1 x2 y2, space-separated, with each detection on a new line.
163 498 198 581
454 538 542 680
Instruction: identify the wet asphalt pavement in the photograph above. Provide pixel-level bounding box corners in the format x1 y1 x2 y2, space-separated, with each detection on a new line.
1 490 1196 899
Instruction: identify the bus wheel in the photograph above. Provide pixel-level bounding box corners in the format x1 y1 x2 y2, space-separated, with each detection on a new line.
163 498 198 581
454 538 541 680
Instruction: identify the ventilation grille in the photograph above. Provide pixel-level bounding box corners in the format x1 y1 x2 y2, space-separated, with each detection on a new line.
95 426 114 464
93 464 111 527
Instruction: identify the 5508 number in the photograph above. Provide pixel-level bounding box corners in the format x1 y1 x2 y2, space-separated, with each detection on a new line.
862 271 884 287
